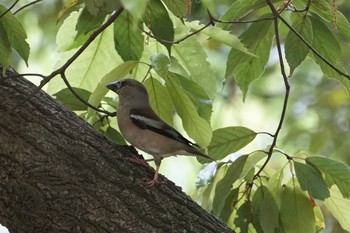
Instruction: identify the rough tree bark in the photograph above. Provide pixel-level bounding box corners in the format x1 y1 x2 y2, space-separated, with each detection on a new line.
0 67 233 233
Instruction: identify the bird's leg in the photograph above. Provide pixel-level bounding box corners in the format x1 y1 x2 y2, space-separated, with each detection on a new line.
124 157 155 169
141 159 164 187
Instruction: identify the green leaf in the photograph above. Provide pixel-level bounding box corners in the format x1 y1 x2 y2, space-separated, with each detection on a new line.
49 18 122 95
105 126 126 145
285 14 313 74
87 61 138 117
76 7 106 37
324 186 350 232
187 21 253 56
0 5 30 66
208 127 256 160
266 168 284 208
144 77 174 126
234 201 253 232
84 0 120 16
217 0 264 29
150 53 170 77
121 0 148 21
175 74 212 123
114 11 144 61
225 19 274 99
258 186 279 233
161 0 187 18
212 155 248 215
310 16 350 93
240 151 266 181
219 188 239 223
146 0 174 53
280 184 316 233
53 87 92 111
165 73 212 147
306 156 350 198
0 23 11 68
294 161 330 200
171 19 217 99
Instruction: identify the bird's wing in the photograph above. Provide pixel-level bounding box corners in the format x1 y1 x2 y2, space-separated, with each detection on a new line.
129 108 193 146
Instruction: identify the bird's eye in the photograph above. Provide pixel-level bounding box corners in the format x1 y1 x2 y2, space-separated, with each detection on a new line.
119 80 127 88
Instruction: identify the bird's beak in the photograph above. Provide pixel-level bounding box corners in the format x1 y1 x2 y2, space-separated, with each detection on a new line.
106 81 121 94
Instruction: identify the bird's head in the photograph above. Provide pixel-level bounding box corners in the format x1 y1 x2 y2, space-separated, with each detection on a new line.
106 79 149 105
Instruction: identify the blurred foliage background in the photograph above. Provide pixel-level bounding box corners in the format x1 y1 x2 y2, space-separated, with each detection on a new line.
2 0 350 232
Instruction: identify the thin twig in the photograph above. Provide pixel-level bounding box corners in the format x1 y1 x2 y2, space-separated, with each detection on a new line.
254 0 291 179
0 0 19 18
2 8 124 117
13 0 44 15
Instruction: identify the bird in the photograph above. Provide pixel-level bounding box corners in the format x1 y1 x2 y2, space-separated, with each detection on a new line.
106 78 214 187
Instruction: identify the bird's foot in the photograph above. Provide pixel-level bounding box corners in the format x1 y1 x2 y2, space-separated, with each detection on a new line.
139 177 165 188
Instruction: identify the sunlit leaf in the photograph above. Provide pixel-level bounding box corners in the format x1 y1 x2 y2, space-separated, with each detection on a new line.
144 77 174 126
259 186 279 233
165 73 212 147
121 0 148 21
187 21 252 56
208 127 256 160
87 61 138 117
324 186 350 231
280 184 316 233
306 156 350 198
150 53 170 77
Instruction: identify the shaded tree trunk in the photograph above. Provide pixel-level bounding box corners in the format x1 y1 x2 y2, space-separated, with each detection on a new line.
0 67 233 233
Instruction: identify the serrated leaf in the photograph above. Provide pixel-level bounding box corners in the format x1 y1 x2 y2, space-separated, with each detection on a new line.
208 127 256 160
306 156 350 198
187 21 253 56
225 19 274 100
87 61 138 117
217 0 264 29
144 77 174 126
146 0 174 53
324 186 350 232
53 87 91 111
305 0 350 41
76 7 106 37
121 0 148 21
114 11 144 61
212 155 248 215
280 184 316 233
172 18 216 99
294 161 330 200
310 16 350 93
285 14 313 74
165 73 212 147
162 0 188 18
0 5 30 66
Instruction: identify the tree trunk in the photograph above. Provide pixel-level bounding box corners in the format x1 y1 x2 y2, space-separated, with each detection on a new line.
0 67 233 233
